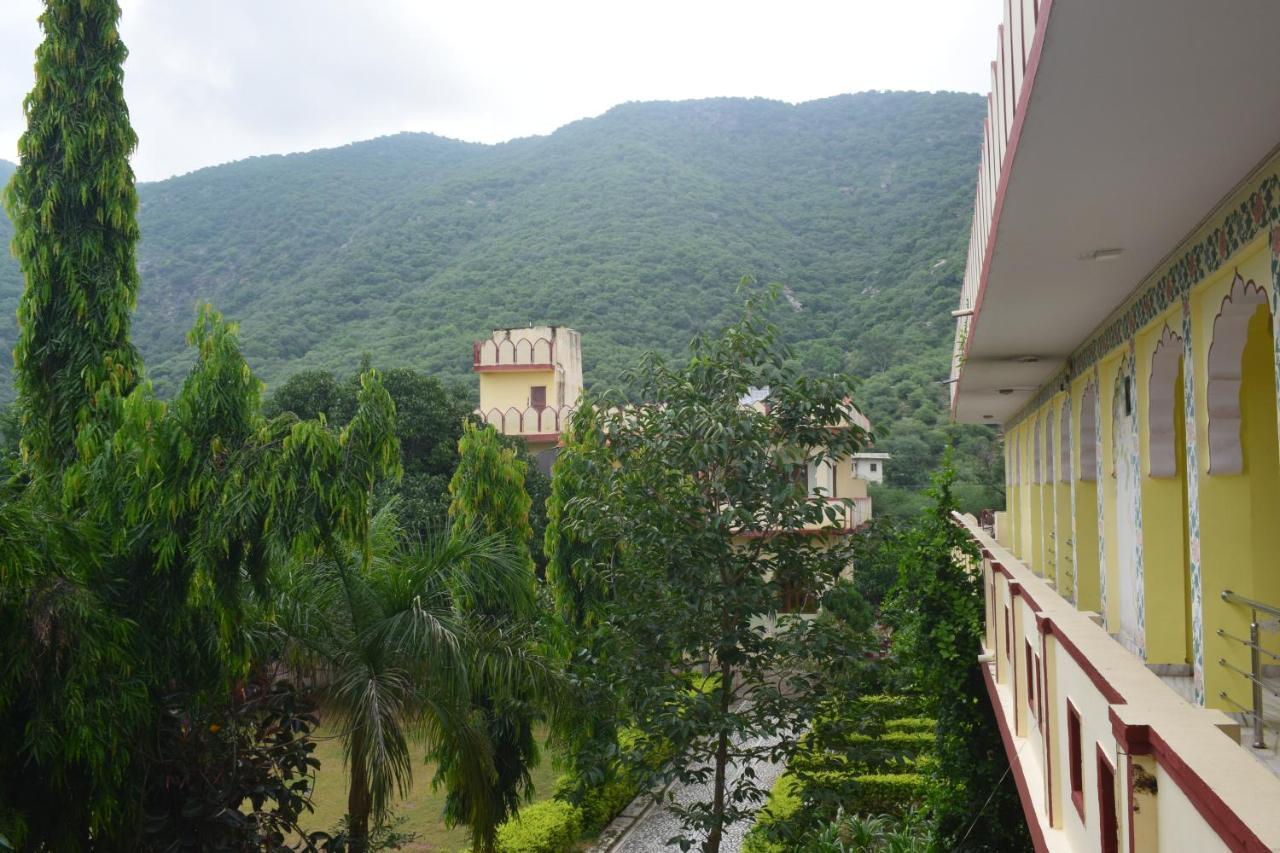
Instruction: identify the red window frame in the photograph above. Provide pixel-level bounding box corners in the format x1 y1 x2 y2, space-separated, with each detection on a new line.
1097 746 1118 853
1025 640 1036 719
1067 700 1084 820
530 385 547 410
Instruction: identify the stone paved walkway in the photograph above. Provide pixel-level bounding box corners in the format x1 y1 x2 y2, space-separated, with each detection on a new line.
591 732 787 853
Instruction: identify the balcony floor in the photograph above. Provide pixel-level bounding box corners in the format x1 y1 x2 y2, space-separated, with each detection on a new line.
1158 672 1280 779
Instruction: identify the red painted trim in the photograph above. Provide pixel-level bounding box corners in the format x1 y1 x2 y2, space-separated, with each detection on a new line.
982 662 1051 853
515 432 560 443
1126 751 1138 853
952 0 1057 417
1067 699 1085 822
1040 616 1126 704
1146 728 1272 852
1008 581 1043 613
1097 746 1119 853
992 559 1015 579
473 363 556 373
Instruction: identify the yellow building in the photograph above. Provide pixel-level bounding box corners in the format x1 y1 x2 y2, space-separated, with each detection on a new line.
950 2 1280 849
474 325 583 470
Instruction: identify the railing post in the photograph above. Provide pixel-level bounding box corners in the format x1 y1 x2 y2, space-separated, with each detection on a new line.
1251 614 1266 749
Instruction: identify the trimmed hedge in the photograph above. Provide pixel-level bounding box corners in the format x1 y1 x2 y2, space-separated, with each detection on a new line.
884 716 935 733
494 800 584 853
843 772 931 816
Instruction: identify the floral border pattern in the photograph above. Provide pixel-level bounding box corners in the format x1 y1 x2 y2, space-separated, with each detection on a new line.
1008 173 1280 430
1181 293 1205 703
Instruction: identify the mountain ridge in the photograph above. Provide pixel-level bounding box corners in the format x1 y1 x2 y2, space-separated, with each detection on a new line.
0 91 992 487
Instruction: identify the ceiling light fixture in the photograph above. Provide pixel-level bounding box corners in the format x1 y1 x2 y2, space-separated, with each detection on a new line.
998 388 1015 395
1016 355 1041 364
951 307 975 318
1079 247 1124 262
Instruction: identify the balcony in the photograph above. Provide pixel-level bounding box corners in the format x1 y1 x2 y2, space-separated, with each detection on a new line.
473 335 557 372
476 404 574 441
957 512 1280 850
949 0 1280 424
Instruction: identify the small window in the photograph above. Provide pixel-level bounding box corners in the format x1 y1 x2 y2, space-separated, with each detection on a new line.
1097 748 1118 853
1068 702 1084 819
1025 641 1036 719
530 385 547 410
1004 605 1012 661
869 462 877 472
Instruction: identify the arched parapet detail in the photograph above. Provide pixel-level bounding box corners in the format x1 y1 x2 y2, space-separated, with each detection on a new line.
532 337 553 363
1079 382 1098 482
481 408 503 429
502 407 522 435
1148 324 1184 478
515 338 534 363
1207 273 1270 475
497 339 516 364
1059 398 1071 482
537 406 558 433
477 340 499 366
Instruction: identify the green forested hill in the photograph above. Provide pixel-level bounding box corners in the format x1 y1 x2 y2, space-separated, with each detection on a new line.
0 92 998 491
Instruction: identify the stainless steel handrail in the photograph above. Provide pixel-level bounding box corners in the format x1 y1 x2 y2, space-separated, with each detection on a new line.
1219 589 1280 749
1222 589 1280 619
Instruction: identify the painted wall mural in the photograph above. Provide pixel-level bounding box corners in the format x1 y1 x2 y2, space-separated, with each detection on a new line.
1181 293 1205 703
1112 346 1144 658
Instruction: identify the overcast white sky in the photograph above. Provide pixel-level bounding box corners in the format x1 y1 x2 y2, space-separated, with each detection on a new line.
0 1 1003 182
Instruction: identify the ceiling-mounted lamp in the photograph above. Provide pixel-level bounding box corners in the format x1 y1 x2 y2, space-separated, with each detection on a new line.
1079 247 1124 262
951 307 975 318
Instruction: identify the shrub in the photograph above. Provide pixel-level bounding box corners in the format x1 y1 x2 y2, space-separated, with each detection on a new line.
842 773 932 817
884 717 935 733
741 774 802 853
494 800 584 853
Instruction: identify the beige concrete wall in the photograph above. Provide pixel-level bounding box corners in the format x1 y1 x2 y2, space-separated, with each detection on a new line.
967 514 1280 852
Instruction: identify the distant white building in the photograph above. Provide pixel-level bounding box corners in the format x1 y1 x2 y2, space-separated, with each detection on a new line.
851 452 889 484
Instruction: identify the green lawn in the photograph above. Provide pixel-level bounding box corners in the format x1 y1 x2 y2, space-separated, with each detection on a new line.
300 723 563 852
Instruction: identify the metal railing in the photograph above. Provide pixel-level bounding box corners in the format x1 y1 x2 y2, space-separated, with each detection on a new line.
1219 589 1280 749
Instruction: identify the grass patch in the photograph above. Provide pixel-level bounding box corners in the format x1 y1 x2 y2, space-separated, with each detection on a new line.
300 722 562 852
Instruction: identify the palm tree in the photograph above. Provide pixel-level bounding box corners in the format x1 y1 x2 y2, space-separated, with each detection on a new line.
275 504 557 852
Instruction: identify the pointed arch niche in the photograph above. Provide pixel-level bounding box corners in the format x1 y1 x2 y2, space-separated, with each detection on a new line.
1207 274 1269 474
1140 323 1191 666
1199 270 1280 708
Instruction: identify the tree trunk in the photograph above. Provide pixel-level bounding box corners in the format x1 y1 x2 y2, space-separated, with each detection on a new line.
347 733 372 853
704 661 733 853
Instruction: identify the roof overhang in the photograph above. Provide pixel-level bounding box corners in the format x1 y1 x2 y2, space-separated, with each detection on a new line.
954 0 1280 424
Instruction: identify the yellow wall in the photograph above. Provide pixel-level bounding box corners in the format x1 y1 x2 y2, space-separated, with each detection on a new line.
478 368 557 413
1097 355 1121 632
1071 375 1101 613
1136 312 1191 666
1053 396 1074 598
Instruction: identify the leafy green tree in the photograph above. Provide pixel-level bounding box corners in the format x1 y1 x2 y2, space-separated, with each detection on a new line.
276 505 553 853
578 290 876 852
543 405 625 795
267 364 477 532
0 309 401 846
5 0 141 472
884 456 1028 851
0 4 402 844
442 421 541 851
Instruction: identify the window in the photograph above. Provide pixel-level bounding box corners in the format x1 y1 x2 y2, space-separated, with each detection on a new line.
1067 701 1084 819
1004 605 1012 661
869 462 877 472
1025 641 1036 718
530 385 547 410
780 581 817 614
1097 748 1118 853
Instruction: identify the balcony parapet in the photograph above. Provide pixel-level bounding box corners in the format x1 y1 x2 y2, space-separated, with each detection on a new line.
477 404 574 441
473 336 557 371
957 511 1280 851
950 0 1049 405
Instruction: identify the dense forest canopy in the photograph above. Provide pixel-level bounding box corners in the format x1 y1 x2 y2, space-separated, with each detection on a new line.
0 91 998 490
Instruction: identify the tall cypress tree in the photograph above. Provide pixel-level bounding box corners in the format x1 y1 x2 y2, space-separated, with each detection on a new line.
443 421 540 851
5 0 141 472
